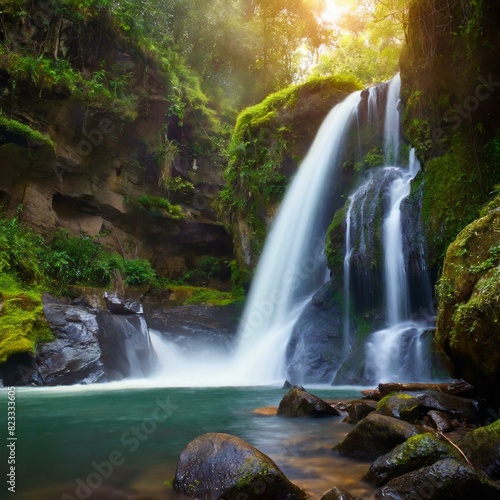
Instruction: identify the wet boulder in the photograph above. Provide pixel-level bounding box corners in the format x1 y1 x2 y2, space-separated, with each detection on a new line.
459 419 500 480
285 283 345 384
344 400 377 424
427 410 454 433
36 294 107 385
96 310 158 378
376 393 422 423
408 390 480 423
375 458 500 499
277 386 340 418
103 291 143 315
321 486 360 499
363 432 462 486
173 433 306 499
332 413 427 461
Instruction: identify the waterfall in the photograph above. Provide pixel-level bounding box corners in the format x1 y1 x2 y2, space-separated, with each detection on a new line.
359 75 434 383
384 74 401 165
151 74 435 387
232 91 362 384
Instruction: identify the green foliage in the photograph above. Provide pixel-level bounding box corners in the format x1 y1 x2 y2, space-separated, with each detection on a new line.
129 195 185 221
0 209 45 283
0 52 137 116
312 0 404 85
163 176 195 204
121 259 156 285
0 114 54 148
46 230 113 289
0 211 158 297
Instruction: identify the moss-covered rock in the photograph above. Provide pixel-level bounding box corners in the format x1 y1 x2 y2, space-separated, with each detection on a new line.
219 75 362 278
364 432 462 486
375 458 500 499
459 419 500 480
0 287 53 364
332 413 427 461
435 195 500 405
401 0 500 265
173 433 306 499
376 393 422 423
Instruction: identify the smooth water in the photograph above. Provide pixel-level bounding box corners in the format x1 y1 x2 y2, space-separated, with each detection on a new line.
0 386 374 499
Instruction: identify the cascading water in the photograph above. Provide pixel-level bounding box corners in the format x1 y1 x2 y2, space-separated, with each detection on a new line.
151 74 436 387
231 91 362 384
356 75 434 383
151 91 362 386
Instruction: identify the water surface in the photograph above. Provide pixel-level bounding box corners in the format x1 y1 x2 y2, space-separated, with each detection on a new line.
0 385 376 499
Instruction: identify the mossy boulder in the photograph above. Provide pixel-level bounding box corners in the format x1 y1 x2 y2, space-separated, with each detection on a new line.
375 458 500 499
173 433 306 499
332 413 427 461
277 386 340 418
459 419 500 480
435 196 500 405
364 432 462 486
376 393 422 423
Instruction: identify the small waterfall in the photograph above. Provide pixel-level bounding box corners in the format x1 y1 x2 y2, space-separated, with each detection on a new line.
359 75 433 383
343 199 354 359
384 74 401 165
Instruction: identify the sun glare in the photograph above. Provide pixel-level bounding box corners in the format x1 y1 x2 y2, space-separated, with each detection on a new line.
323 0 343 23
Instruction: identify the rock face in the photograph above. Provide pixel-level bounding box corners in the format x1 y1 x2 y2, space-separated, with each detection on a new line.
277 386 340 418
375 458 500 499
285 282 345 385
173 433 306 499
1 293 158 385
332 413 427 461
435 197 500 405
0 3 233 281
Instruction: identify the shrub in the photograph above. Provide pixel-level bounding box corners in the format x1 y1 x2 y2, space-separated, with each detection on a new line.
122 259 156 284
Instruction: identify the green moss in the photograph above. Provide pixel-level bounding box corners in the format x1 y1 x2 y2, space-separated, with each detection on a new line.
218 75 361 277
325 201 349 271
450 267 500 347
127 195 185 221
391 433 461 467
422 134 487 262
0 285 54 363
376 392 415 412
0 114 54 148
154 283 242 306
